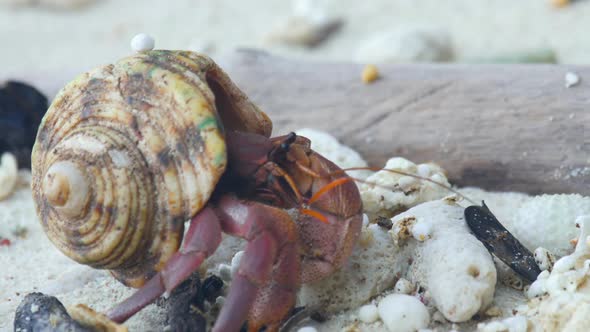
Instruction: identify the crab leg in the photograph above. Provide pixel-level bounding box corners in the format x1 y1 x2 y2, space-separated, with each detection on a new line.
213 194 301 332
107 207 222 323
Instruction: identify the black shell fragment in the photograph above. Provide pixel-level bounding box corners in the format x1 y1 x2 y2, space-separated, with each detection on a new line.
0 81 48 168
465 201 541 282
14 292 91 332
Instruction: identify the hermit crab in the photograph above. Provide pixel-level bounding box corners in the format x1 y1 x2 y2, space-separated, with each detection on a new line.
31 50 363 331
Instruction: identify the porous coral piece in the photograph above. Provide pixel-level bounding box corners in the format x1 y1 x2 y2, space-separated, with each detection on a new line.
509 194 590 256
360 157 450 219
392 200 497 322
519 216 590 331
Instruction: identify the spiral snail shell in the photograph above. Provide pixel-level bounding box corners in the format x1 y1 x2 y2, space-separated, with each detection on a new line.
32 50 272 287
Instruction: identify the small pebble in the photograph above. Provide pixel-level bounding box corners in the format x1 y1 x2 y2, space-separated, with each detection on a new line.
361 64 379 84
218 263 232 281
131 33 155 53
565 71 580 88
358 304 379 323
378 294 430 332
394 278 414 294
534 247 555 271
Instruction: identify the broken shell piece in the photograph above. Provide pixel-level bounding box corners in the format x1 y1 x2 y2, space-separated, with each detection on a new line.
266 0 342 47
355 27 454 63
465 202 541 282
377 294 430 332
0 152 18 201
565 71 581 88
396 200 497 322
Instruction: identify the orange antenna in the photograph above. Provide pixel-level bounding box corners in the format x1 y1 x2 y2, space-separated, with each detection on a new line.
300 208 329 224
308 177 352 204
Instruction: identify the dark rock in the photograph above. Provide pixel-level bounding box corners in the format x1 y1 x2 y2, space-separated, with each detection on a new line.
201 275 224 303
165 273 206 332
14 292 91 332
0 81 48 168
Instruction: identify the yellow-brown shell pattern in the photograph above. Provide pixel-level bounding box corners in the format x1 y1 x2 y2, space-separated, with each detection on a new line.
31 50 272 287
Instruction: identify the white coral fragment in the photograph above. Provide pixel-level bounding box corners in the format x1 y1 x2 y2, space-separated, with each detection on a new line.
520 215 590 331
360 157 450 219
509 194 590 256
393 200 497 322
377 294 430 332
0 153 18 201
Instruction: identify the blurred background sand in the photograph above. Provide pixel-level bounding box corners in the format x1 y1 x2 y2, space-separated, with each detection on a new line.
2 0 590 76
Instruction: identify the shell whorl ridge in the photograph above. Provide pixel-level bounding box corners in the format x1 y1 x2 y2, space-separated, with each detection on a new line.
31 50 271 287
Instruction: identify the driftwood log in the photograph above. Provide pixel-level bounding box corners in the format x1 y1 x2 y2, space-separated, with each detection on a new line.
219 50 589 195
5 50 589 195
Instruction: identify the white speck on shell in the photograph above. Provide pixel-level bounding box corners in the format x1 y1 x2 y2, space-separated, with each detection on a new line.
377 294 430 332
358 304 379 323
131 33 155 53
30 304 39 313
565 71 580 88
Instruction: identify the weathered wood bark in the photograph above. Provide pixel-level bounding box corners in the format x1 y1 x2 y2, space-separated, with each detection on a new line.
4 50 589 194
219 50 590 195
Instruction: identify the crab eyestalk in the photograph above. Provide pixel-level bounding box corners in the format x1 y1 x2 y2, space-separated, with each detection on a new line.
42 161 90 218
